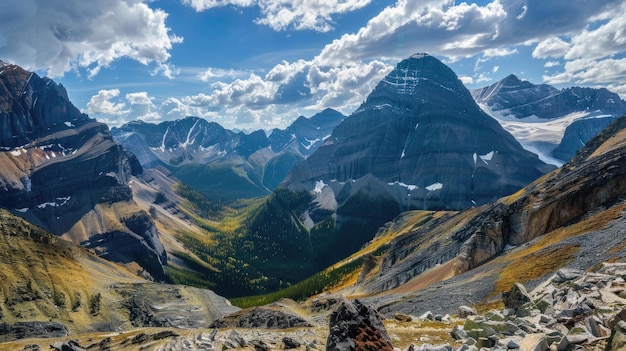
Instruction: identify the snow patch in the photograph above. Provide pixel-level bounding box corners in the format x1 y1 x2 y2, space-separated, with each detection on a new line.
302 137 320 150
426 182 443 191
388 181 418 191
373 103 392 110
36 196 71 209
64 121 74 128
10 149 23 156
313 180 327 194
15 208 28 213
181 118 200 149
479 151 494 164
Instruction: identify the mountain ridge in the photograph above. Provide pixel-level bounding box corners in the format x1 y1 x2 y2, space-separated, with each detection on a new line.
112 109 345 201
282 54 553 211
472 74 626 163
0 62 167 279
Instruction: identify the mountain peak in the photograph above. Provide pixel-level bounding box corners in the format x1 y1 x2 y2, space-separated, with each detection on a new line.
409 53 431 60
283 53 552 211
361 52 474 111
501 74 522 84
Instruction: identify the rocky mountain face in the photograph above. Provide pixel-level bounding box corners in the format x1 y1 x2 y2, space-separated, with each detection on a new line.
353 114 626 300
472 74 626 163
473 74 626 119
112 109 344 201
0 61 166 279
111 117 252 169
282 54 552 214
268 108 345 158
0 208 237 342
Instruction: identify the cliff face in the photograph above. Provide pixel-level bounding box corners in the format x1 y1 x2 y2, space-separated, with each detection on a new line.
282 54 553 211
360 115 626 294
0 61 166 279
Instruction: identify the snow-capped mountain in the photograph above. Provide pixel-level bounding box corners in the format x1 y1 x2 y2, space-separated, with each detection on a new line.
268 108 345 158
112 117 260 168
281 54 553 214
111 109 345 201
472 74 626 164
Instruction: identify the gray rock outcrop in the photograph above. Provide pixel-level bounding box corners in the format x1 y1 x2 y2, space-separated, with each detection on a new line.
210 307 312 329
436 263 626 351
0 61 167 279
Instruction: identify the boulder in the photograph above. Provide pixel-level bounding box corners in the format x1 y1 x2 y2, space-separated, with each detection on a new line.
459 306 478 318
282 336 301 349
553 268 584 283
502 283 531 309
395 312 413 322
609 320 626 351
450 325 468 340
211 307 311 329
326 299 394 351
519 333 549 351
222 330 246 349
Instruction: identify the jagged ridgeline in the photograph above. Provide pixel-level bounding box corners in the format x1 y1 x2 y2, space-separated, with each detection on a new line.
111 108 345 202
0 61 167 279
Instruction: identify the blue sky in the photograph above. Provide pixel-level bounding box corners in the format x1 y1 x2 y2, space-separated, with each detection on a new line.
1 0 625 131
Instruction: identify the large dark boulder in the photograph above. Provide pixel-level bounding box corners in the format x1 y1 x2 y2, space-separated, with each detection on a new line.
326 299 394 351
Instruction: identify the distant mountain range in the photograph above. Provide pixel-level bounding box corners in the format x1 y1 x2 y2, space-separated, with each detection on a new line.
472 74 626 163
112 109 344 201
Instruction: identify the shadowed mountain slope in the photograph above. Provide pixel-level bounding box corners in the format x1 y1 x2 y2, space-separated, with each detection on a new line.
282 54 553 212
0 61 166 279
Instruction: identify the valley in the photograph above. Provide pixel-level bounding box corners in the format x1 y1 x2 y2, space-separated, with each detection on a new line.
1 52 626 351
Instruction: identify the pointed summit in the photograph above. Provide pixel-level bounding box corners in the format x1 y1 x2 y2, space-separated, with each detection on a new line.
282 53 553 211
360 53 476 113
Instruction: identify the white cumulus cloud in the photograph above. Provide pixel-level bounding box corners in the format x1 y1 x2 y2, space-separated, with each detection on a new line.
0 0 182 78
182 0 371 32
538 3 626 98
86 89 127 116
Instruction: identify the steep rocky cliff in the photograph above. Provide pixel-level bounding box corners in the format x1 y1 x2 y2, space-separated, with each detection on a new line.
0 61 166 279
282 54 553 212
358 114 626 295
